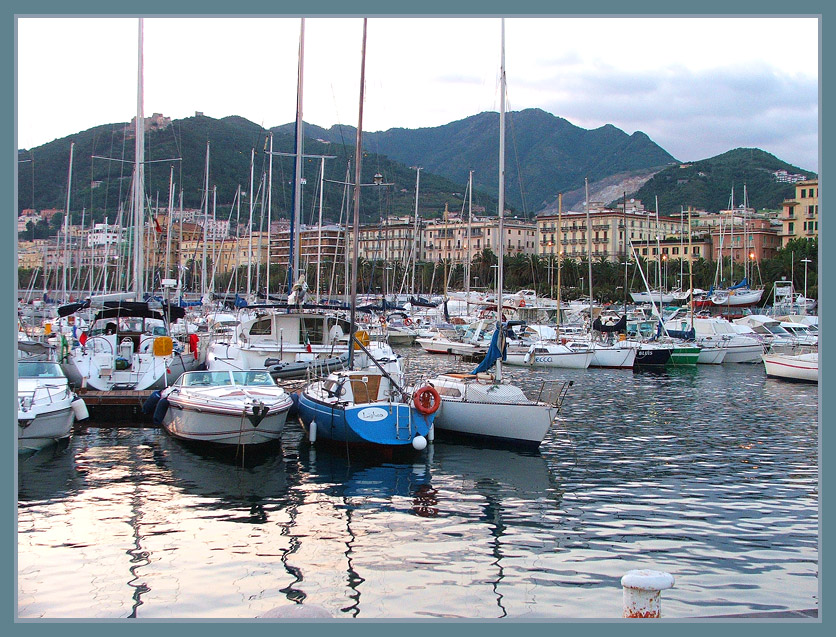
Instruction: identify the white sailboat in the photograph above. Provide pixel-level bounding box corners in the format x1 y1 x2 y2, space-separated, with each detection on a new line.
424 20 568 448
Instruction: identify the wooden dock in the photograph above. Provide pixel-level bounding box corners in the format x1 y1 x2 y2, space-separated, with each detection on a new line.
75 388 156 424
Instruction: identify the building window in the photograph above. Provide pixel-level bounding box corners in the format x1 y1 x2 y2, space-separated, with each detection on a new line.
801 189 807 198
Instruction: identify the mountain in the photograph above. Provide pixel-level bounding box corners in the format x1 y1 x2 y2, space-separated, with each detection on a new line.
18 113 816 233
625 148 815 213
276 108 679 213
17 114 495 226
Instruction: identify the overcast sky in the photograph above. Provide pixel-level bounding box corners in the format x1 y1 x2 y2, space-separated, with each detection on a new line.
16 16 819 171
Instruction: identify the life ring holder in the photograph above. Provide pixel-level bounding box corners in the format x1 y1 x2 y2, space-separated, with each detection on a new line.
404 317 413 326
413 385 441 415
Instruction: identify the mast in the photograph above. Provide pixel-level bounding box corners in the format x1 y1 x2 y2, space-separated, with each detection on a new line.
165 166 174 280
623 192 628 314
556 193 562 330
247 148 255 297
62 142 74 303
315 155 325 303
410 167 421 296
266 133 273 298
201 141 209 297
465 170 473 311
132 18 145 299
584 177 592 312
688 208 694 329
291 18 305 287
347 18 368 371
496 17 506 382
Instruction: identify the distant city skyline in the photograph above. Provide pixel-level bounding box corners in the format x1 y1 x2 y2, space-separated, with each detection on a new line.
17 16 819 171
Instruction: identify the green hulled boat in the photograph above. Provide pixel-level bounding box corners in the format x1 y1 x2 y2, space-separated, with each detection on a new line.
668 344 700 366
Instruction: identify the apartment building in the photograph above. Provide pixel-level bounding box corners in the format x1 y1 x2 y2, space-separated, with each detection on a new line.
781 179 819 247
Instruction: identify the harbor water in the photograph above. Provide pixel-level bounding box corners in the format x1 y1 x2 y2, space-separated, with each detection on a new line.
17 348 819 619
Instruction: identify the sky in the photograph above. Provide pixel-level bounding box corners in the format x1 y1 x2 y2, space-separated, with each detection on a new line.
15 16 820 171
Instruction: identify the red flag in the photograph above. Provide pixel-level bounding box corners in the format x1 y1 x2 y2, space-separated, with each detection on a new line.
154 217 163 233
79 332 87 346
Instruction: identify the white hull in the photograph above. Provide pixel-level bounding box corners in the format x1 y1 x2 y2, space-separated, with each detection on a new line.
631 291 674 304
505 348 592 369
18 405 74 453
697 346 727 364
589 344 637 368
762 352 818 382
163 404 289 445
717 343 764 363
710 288 764 306
434 399 554 446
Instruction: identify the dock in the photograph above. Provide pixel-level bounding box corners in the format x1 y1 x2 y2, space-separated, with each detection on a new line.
75 388 155 424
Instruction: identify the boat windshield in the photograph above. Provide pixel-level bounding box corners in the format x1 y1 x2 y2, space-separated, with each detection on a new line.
180 371 232 386
18 361 64 378
231 371 276 386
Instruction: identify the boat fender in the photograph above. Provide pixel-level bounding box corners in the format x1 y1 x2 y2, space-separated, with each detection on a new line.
153 397 169 426
288 392 300 419
71 397 89 421
413 386 441 415
412 434 427 451
427 425 435 442
309 420 317 443
143 390 162 415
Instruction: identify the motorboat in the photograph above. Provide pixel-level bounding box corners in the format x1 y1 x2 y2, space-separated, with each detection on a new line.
762 352 818 383
149 369 294 446
18 360 88 454
664 313 764 363
205 309 350 374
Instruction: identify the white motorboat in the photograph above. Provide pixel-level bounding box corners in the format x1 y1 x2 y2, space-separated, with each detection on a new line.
762 352 818 383
664 314 764 363
205 309 350 373
18 360 88 454
151 369 294 446
630 290 675 305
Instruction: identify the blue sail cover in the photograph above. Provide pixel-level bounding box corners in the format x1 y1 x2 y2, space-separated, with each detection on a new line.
730 278 749 290
471 322 507 375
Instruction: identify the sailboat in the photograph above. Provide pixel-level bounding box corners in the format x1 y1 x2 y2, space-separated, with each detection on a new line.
59 19 204 391
422 19 569 448
296 19 438 453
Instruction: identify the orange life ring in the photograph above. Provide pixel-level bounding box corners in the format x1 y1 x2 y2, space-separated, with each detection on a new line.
404 317 413 326
379 315 386 325
413 386 441 415
519 299 526 307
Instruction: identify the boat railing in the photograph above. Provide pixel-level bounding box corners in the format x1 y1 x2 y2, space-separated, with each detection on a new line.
534 379 574 410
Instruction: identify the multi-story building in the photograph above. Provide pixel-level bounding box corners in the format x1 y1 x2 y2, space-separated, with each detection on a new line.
536 200 683 262
780 179 818 247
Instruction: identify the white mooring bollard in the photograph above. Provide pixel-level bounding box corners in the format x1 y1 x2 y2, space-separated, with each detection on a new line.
621 569 675 618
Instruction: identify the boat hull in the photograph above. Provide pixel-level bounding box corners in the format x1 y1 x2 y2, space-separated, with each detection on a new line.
633 346 672 367
762 353 818 383
505 349 593 369
697 346 727 364
433 399 554 448
18 405 74 454
668 346 700 366
162 399 290 445
589 344 637 368
297 391 432 448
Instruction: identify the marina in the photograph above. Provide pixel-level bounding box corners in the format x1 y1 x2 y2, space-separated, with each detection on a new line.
17 348 819 620
16 15 820 622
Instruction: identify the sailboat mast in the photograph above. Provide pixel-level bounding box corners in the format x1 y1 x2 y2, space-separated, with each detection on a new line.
165 166 174 280
247 148 254 297
688 208 694 328
315 155 325 303
496 17 506 382
132 18 145 299
292 18 305 287
62 142 74 303
266 133 273 298
465 169 472 310
201 141 209 298
557 193 562 329
410 167 421 296
585 177 592 311
348 17 368 371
